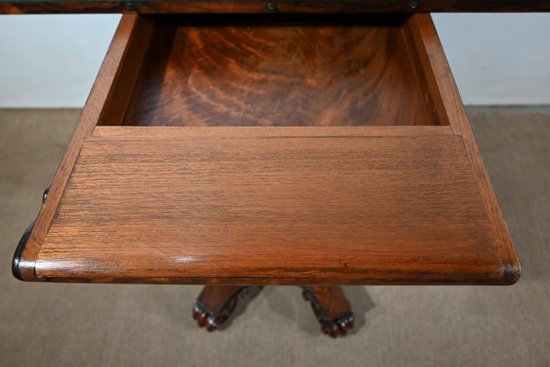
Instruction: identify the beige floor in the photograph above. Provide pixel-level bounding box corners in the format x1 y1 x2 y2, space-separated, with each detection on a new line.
1 108 549 366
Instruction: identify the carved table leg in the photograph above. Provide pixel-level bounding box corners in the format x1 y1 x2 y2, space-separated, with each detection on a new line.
192 285 250 331
302 286 354 337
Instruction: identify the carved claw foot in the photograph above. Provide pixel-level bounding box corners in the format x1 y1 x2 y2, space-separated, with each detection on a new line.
302 286 354 338
192 286 249 331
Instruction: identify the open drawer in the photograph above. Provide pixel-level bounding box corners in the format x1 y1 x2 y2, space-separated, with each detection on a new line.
13 13 520 285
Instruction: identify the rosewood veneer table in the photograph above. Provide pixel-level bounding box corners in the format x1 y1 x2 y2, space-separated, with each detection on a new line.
9 1 534 337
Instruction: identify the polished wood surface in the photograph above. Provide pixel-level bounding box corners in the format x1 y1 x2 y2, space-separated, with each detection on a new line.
404 14 520 283
98 16 155 126
33 128 505 284
123 15 438 127
13 14 520 286
14 14 143 281
2 0 550 14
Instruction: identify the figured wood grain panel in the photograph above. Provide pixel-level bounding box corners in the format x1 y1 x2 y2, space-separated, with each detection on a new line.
122 15 441 127
33 128 514 285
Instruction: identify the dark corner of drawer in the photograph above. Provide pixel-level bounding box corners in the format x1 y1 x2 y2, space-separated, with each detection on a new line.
500 260 521 285
13 187 50 281
12 219 37 281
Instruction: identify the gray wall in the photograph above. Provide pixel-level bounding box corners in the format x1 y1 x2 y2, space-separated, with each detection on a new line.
0 14 549 107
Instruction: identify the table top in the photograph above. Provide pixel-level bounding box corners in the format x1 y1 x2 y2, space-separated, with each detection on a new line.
1 0 549 14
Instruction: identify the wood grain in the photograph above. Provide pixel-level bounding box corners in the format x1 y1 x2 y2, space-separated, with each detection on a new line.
31 127 513 284
122 15 440 127
404 14 520 283
97 16 155 126
15 14 142 281
2 0 550 14
14 14 519 287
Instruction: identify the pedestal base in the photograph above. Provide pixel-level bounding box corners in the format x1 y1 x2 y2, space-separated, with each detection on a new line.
192 286 249 331
193 285 354 337
301 286 354 337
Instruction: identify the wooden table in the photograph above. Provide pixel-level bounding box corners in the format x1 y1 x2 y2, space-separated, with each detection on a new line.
9 1 531 337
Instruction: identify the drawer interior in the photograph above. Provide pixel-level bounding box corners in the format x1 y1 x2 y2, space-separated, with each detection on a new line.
98 14 446 127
